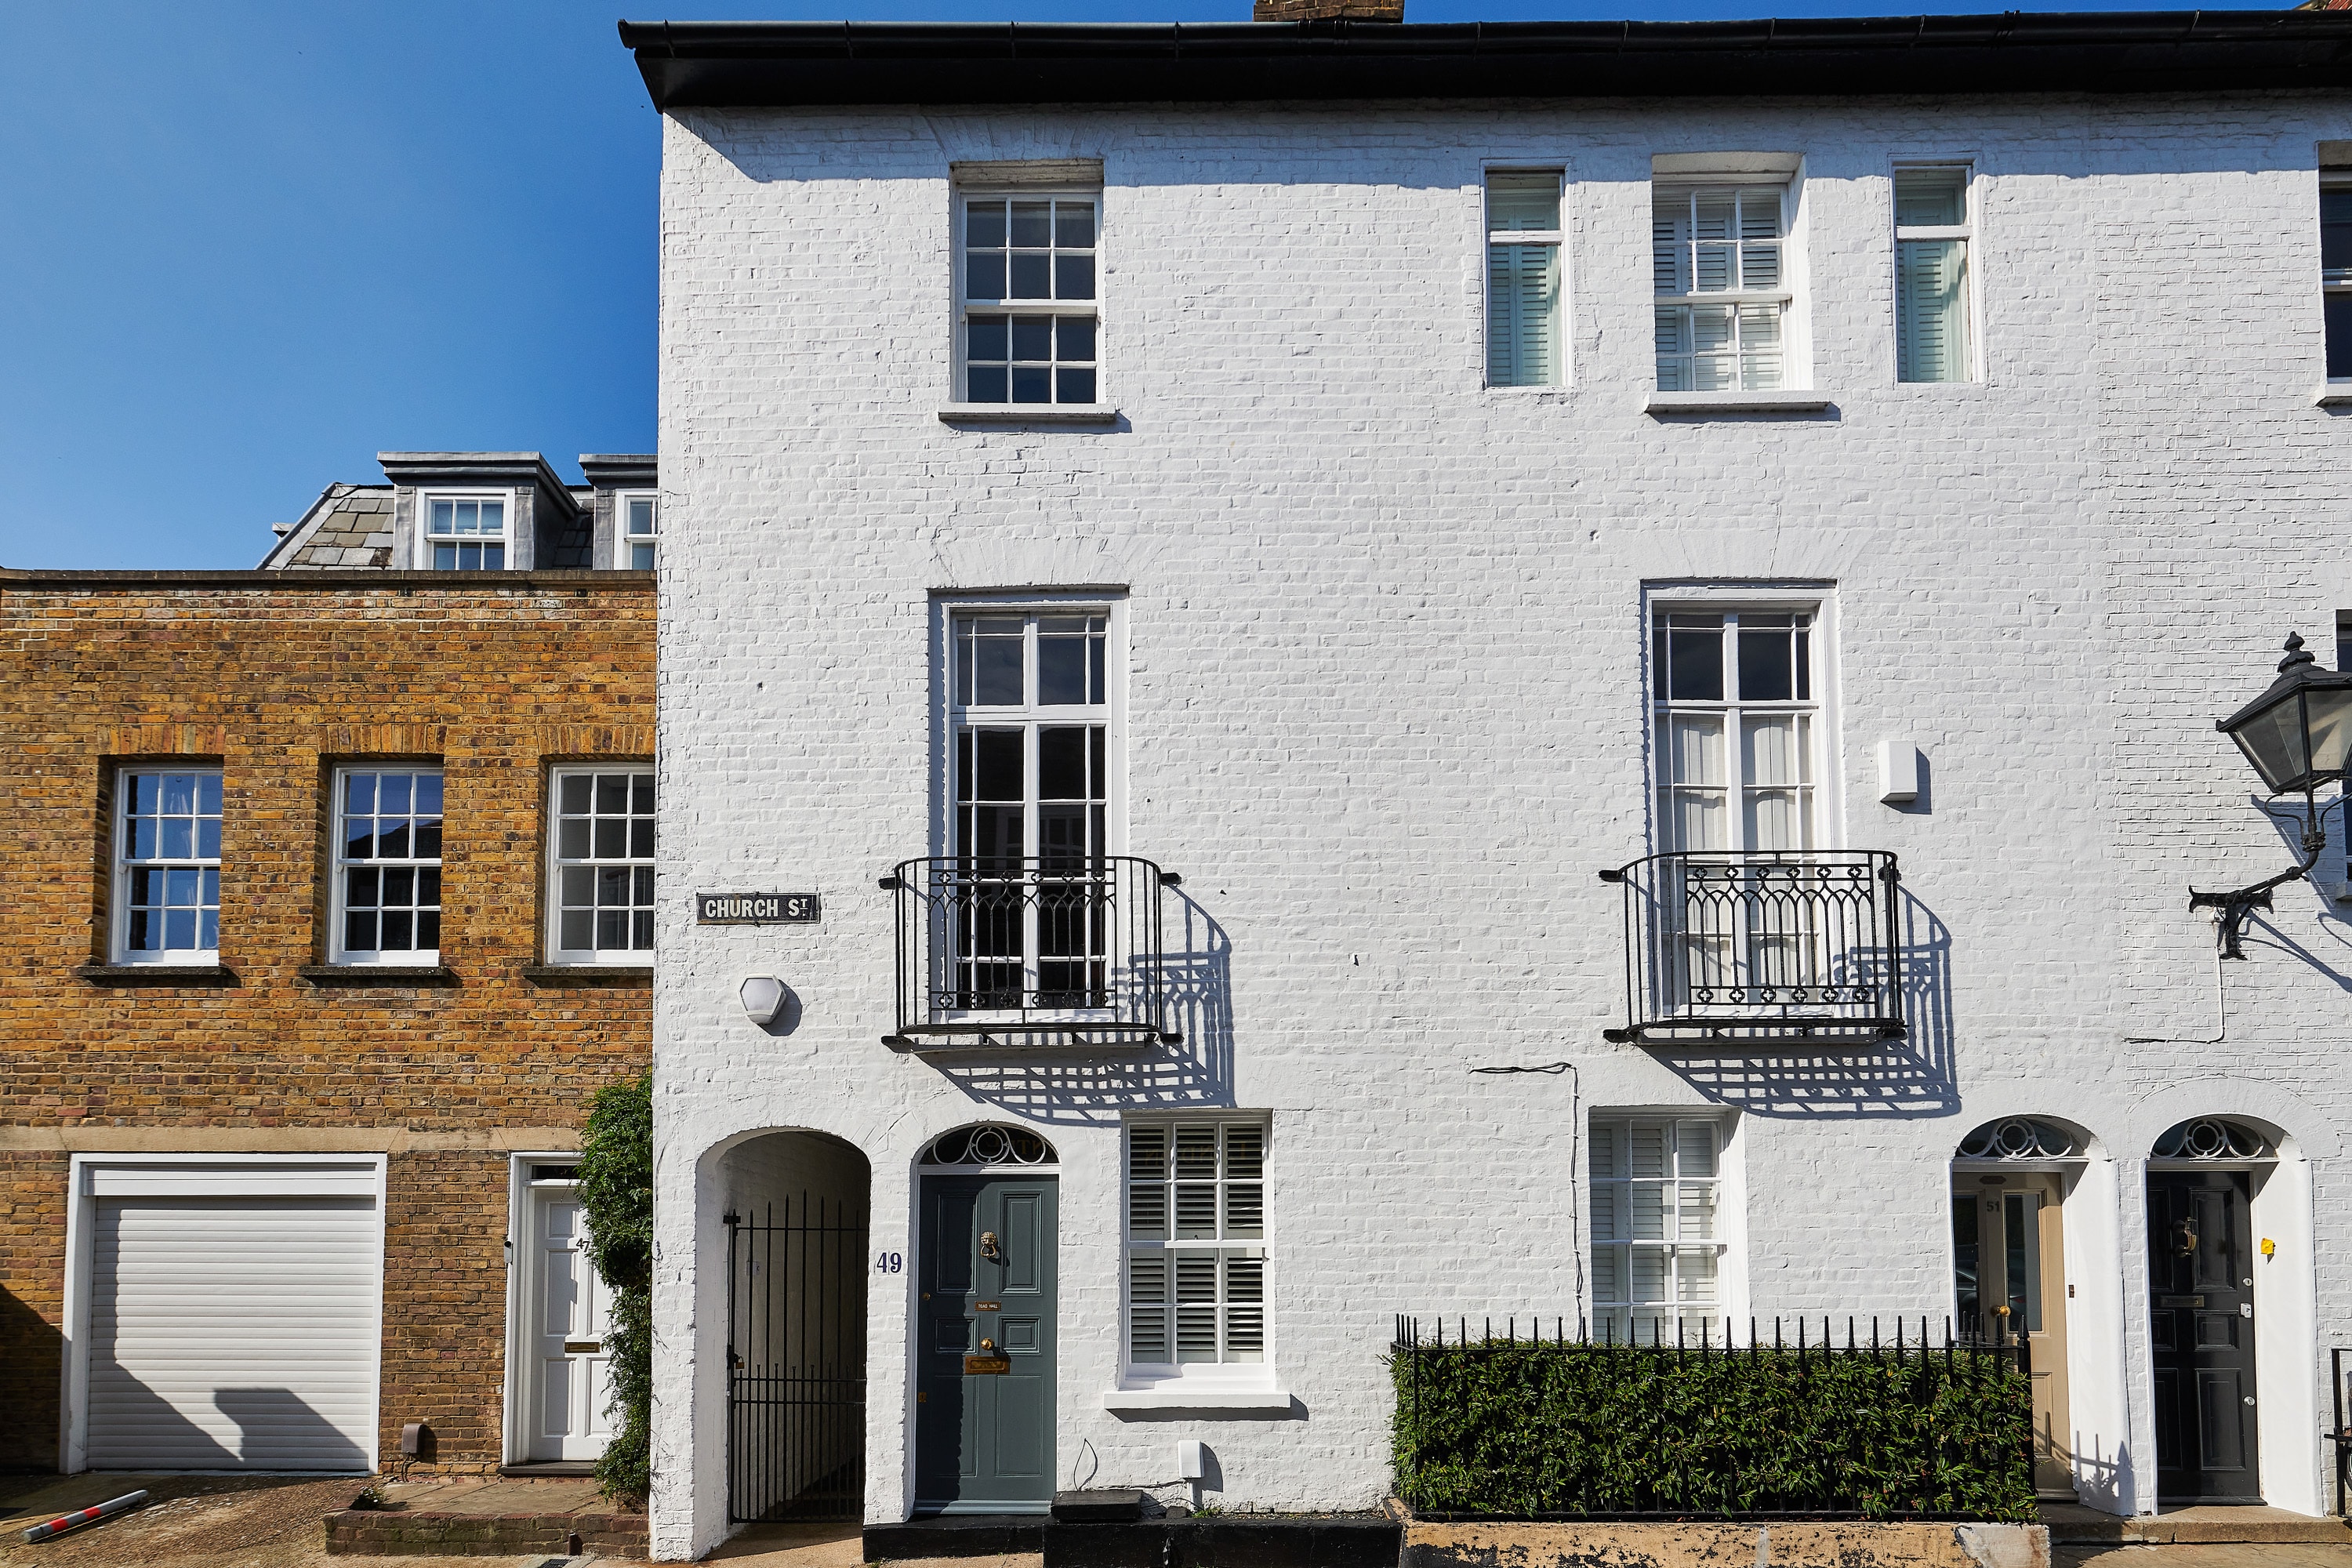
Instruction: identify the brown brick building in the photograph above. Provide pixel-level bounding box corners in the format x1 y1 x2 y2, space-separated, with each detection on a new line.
1 454 656 1479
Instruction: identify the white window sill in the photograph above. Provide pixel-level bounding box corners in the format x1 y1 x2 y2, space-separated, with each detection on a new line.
938 404 1121 426
2315 383 2352 407
112 953 222 967
1102 1383 1294 1414
1646 391 1834 416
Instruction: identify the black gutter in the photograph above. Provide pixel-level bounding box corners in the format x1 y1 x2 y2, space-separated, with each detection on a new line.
618 12 2352 108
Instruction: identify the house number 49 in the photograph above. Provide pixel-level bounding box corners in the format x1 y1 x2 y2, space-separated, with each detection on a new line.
877 1251 902 1274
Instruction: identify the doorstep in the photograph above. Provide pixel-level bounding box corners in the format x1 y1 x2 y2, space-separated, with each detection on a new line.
324 1475 646 1557
865 1512 1399 1568
2040 1502 2352 1544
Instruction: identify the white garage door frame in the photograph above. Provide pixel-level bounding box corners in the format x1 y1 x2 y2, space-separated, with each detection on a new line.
60 1153 388 1474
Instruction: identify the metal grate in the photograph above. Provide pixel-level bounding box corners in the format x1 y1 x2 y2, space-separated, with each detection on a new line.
884 855 1176 1047
725 1196 868 1523
1600 851 1905 1045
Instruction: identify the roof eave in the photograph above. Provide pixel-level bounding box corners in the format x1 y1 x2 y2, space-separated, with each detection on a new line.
618 11 2352 110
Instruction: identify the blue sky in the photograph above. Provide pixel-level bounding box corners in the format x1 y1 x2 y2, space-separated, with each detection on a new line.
1 0 2272 569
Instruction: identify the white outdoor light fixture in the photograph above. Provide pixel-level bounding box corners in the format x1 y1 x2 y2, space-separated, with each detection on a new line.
1877 739 1920 805
739 975 786 1025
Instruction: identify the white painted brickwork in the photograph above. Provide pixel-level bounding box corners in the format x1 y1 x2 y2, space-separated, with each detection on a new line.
649 93 2352 1557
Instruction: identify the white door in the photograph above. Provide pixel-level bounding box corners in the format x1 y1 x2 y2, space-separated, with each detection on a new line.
526 1188 613 1461
86 1193 379 1470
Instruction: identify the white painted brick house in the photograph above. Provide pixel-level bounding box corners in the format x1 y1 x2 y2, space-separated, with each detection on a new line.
624 10 2352 1557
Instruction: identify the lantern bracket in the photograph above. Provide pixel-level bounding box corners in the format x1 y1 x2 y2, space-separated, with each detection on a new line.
2188 791 2330 960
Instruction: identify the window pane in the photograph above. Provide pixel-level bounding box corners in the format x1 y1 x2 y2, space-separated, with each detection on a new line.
1038 637 1087 706
1009 253 1051 299
1057 368 1096 404
2328 293 2352 381
1897 238 1969 383
626 498 656 536
1486 170 1559 232
1894 168 1965 227
1665 619 1723 702
1010 201 1051 248
1011 367 1051 403
967 366 1008 403
1054 252 1094 300
967 315 1008 361
1056 317 1095 362
974 730 1022 800
967 252 1005 302
1737 625 1795 701
1487 242 1560 388
967 199 1005 247
631 543 655 570
1011 316 1052 361
1055 201 1094 247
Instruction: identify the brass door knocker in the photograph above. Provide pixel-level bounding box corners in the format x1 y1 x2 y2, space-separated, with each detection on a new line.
2172 1219 2199 1258
980 1338 996 1352
980 1230 1003 1262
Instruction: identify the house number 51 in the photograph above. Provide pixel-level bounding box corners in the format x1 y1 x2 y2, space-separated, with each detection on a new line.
877 1251 902 1274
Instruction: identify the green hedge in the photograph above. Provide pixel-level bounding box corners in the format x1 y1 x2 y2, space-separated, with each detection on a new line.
1392 1336 2034 1520
577 1073 654 1506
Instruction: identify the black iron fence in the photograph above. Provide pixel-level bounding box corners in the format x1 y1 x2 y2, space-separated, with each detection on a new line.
1392 1313 2034 1520
884 855 1176 1047
725 1196 867 1523
1600 851 1905 1045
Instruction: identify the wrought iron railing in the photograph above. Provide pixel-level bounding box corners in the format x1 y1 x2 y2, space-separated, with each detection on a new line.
882 855 1177 1047
1599 851 1904 1044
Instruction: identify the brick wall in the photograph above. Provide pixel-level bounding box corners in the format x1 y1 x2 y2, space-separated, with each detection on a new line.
644 93 2352 1551
0 572 654 1473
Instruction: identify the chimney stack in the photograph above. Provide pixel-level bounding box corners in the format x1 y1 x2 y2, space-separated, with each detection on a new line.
1252 0 1404 20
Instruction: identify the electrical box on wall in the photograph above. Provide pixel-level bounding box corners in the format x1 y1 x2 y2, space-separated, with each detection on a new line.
1878 739 1920 804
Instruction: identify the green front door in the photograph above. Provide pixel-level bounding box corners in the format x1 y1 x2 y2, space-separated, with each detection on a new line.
913 1174 1058 1513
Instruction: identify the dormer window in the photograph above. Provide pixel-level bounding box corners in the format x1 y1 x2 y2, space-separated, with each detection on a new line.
622 495 658 570
423 494 509 571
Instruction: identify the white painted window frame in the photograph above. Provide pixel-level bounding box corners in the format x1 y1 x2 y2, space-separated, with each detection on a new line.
1644 586 1842 857
1652 180 1797 393
543 764 657 967
1891 158 1979 385
953 186 1105 409
1587 1112 1743 1342
60 1152 388 1475
618 492 659 571
419 488 517 572
328 764 445 966
1118 1116 1276 1392
111 765 223 966
1482 163 1568 390
2322 170 2352 390
931 595 1129 1023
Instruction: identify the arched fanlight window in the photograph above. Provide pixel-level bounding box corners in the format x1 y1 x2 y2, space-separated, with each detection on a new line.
1954 1118 2078 1160
2151 1118 2272 1160
921 1123 1057 1167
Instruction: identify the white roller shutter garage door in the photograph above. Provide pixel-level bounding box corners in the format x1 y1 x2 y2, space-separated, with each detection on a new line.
82 1162 379 1471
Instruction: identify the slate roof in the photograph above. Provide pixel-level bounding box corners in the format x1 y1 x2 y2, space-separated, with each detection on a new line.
262 485 397 570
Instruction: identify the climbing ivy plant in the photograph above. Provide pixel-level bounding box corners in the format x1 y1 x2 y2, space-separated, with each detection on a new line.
577 1072 653 1505
1393 1334 2035 1520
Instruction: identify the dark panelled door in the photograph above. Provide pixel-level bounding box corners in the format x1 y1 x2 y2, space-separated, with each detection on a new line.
913 1174 1058 1513
2149 1169 2260 1502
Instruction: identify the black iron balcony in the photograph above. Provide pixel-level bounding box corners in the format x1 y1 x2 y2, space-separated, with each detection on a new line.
1599 851 1904 1045
881 855 1178 1050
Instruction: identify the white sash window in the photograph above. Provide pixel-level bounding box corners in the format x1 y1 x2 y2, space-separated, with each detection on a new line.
1590 1116 1725 1341
1895 167 1973 383
1486 170 1563 387
1125 1121 1267 1370
1653 184 1788 392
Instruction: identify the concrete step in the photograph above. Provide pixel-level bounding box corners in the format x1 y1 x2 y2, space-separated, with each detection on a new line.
2042 1503 2351 1544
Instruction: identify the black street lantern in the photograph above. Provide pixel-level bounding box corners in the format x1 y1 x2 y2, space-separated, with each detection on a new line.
2191 633 2352 957
2216 633 2352 795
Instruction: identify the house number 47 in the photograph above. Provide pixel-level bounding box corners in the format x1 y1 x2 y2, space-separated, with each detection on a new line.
876 1251 902 1274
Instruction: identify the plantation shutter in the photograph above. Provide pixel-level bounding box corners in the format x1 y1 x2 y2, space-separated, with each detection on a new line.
1125 1120 1266 1367
1486 172 1562 387
1896 238 1968 383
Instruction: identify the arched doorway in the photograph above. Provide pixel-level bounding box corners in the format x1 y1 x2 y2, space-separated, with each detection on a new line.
2147 1116 2273 1504
1951 1116 2083 1500
911 1123 1060 1515
720 1130 871 1523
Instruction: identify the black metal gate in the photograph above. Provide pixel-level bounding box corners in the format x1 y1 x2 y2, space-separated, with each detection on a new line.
725 1195 868 1523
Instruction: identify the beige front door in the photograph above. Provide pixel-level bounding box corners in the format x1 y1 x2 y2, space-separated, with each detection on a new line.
526 1186 613 1462
1953 1172 2073 1498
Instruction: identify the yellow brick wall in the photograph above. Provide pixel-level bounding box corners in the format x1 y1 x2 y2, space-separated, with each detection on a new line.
0 575 654 1473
